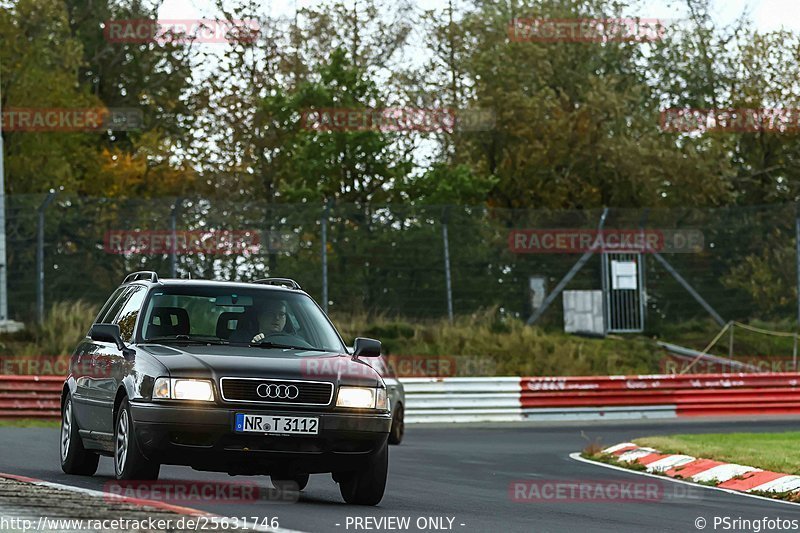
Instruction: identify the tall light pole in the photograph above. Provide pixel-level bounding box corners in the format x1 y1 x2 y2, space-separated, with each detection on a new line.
0 61 9 325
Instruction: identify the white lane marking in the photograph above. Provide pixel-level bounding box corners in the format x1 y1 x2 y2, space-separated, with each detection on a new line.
570 453 800 508
602 442 637 454
749 475 800 493
692 464 758 483
645 455 696 473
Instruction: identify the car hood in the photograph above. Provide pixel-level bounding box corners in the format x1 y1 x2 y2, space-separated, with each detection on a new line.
139 344 383 387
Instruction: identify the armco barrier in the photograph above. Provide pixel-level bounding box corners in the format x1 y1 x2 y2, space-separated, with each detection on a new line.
0 375 62 418
402 377 523 423
5 373 800 423
521 373 800 418
405 373 800 423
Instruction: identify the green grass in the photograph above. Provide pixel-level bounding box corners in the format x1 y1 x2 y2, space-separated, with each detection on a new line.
331 308 661 376
635 432 800 475
0 419 60 428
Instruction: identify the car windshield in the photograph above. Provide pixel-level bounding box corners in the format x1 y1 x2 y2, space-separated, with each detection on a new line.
140 285 345 354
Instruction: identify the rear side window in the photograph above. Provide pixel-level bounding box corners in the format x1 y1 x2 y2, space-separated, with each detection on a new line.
114 286 147 342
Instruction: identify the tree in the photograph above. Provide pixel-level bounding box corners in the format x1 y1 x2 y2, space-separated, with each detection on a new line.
64 0 198 196
1 0 100 193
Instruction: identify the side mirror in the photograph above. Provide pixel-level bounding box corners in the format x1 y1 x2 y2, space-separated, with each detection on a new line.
90 323 126 351
353 337 381 358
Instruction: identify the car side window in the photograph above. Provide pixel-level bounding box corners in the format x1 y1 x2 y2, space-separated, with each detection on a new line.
98 286 134 324
114 286 147 343
94 286 127 324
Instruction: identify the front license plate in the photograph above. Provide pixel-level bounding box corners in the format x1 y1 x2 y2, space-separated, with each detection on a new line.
234 414 319 435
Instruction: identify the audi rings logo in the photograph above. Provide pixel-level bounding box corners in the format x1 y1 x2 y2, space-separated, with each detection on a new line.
256 383 299 400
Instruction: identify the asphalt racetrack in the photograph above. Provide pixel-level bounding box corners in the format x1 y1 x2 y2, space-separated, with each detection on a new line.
2 418 800 532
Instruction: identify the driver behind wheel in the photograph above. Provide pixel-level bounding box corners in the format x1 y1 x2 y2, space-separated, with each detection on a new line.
251 300 288 342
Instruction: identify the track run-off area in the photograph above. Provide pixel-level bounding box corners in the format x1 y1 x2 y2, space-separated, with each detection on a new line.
2 417 800 532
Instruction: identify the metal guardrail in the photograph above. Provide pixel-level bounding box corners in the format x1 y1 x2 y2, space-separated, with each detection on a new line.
6 373 800 422
402 377 523 423
405 373 800 423
0 375 62 418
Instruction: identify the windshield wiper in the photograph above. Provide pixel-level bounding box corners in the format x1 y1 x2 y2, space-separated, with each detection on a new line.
147 335 229 345
249 340 331 352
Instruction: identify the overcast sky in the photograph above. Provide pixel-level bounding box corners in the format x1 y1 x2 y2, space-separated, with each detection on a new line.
158 0 800 32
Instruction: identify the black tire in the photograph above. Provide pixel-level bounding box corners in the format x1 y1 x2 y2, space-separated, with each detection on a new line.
388 403 404 445
338 441 388 505
271 474 310 491
60 394 99 476
114 398 160 480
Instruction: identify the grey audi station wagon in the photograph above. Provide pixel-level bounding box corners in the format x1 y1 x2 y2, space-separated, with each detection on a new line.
60 272 391 505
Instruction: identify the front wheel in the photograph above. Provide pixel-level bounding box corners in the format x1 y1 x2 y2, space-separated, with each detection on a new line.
338 441 388 505
60 394 99 476
115 398 160 480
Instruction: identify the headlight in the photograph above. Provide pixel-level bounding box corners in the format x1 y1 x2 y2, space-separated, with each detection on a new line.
336 386 388 410
153 378 215 402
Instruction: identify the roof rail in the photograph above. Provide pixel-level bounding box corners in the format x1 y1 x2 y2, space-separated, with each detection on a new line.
123 271 159 284
253 278 302 290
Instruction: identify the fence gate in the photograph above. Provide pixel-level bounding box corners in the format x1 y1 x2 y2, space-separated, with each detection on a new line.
601 252 645 333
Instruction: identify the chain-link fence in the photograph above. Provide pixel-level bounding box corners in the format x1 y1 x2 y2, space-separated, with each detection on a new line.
7 194 800 335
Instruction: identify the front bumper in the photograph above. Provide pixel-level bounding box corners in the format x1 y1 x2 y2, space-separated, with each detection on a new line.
130 402 391 475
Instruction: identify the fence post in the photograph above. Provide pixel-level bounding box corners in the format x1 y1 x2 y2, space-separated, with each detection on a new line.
442 207 454 323
0 65 7 324
796 211 800 329
169 198 183 278
321 199 332 313
36 190 57 325
728 322 734 359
